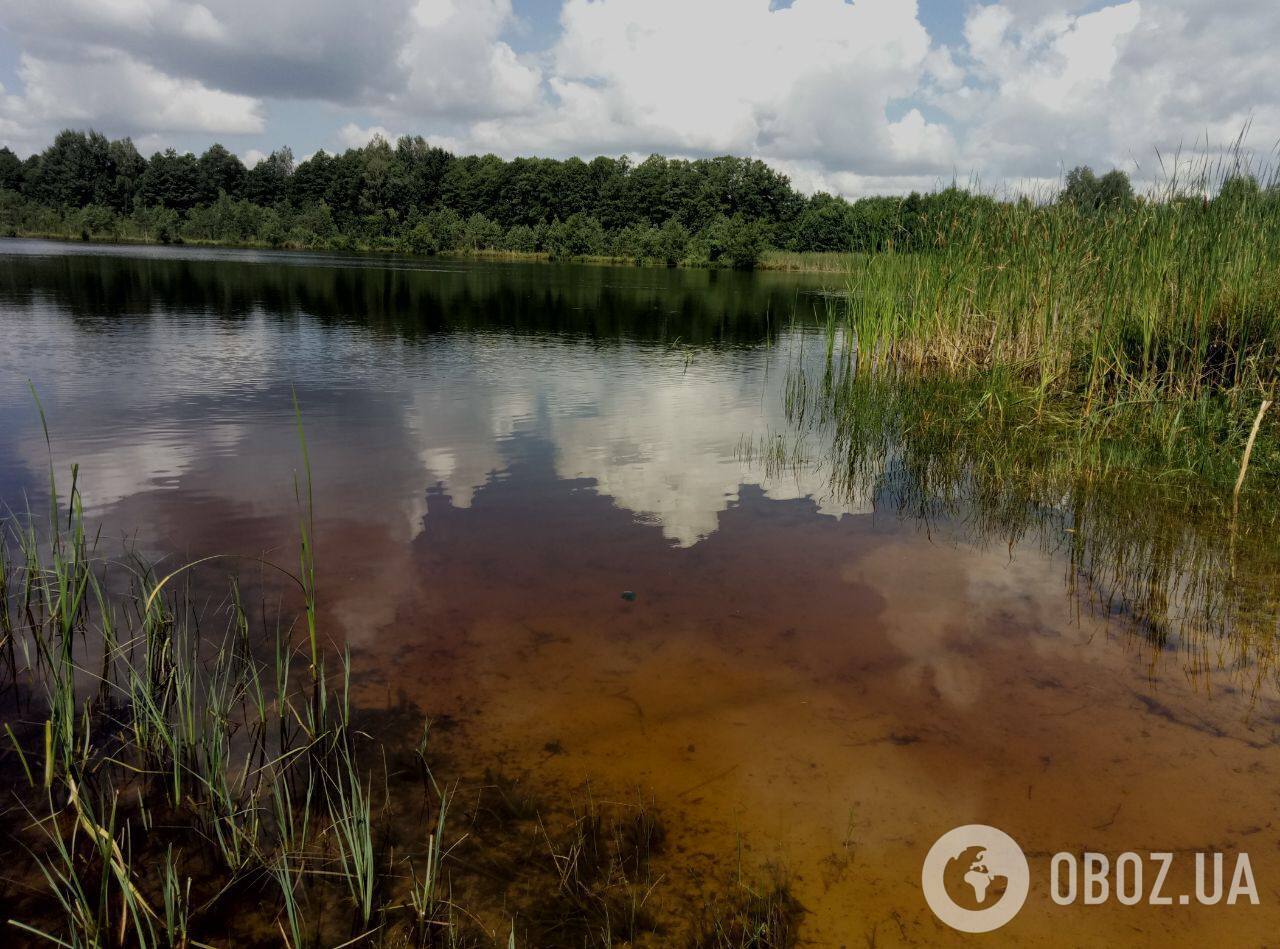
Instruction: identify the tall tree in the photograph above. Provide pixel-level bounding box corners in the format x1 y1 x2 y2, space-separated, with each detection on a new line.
289 149 336 207
31 130 117 207
1217 173 1261 204
792 193 854 252
138 149 203 211
1061 166 1133 210
106 138 146 212
197 144 247 202
1096 169 1134 209
243 148 294 206
0 147 23 193
394 135 453 211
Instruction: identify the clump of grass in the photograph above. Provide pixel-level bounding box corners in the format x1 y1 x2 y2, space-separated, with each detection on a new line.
0 405 467 946
693 863 803 949
759 250 863 273
840 161 1280 398
520 791 667 945
472 768 542 830
404 778 451 938
827 154 1280 496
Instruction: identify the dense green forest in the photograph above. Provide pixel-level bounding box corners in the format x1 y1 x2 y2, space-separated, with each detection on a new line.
0 128 1267 269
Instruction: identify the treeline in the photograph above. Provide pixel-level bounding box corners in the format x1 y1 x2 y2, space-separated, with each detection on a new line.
1 129 1273 268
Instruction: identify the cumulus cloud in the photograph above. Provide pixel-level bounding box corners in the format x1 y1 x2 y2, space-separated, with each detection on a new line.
3 0 414 103
931 0 1280 186
0 47 263 152
0 0 533 151
936 2 1145 179
405 0 1280 192
466 0 953 173
0 0 1277 195
394 0 542 119
336 123 402 150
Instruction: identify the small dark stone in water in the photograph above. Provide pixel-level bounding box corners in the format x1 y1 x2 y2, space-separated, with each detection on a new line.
621 590 637 601
543 740 564 755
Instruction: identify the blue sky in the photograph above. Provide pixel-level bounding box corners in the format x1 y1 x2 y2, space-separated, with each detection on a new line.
0 0 1275 196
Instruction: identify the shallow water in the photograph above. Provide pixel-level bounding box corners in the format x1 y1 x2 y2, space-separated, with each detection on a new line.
1 238 1277 945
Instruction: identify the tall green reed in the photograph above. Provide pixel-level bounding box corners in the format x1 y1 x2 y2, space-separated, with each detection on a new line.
838 158 1280 424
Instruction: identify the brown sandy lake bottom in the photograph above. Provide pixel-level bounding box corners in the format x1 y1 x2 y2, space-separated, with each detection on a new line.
1 239 1278 945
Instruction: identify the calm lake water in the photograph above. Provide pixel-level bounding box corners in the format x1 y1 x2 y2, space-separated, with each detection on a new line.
1 238 1277 945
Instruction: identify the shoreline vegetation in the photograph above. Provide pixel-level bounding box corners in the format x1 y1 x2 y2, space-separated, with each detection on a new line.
2 128 1235 273
0 128 957 272
0 408 802 947
0 228 859 274
810 155 1280 494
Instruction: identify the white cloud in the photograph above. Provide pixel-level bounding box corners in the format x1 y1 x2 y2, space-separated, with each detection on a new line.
0 47 263 152
440 0 1280 194
1 0 1278 195
332 122 471 157
463 0 952 174
936 0 1280 183
3 0 415 102
0 0 538 154
337 123 401 150
940 2 1145 176
394 0 542 119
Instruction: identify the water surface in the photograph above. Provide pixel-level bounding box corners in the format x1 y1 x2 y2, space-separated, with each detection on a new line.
1 238 1276 945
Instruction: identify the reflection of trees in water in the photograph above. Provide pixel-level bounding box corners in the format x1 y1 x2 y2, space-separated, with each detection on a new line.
778 362 1280 690
0 246 828 345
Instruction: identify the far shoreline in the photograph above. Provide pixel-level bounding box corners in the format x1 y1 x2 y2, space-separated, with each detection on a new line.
0 229 859 274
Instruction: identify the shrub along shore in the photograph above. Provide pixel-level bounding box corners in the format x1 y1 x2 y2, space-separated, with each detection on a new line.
0 223 857 273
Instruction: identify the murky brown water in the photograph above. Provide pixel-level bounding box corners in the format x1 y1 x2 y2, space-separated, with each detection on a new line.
2 239 1277 945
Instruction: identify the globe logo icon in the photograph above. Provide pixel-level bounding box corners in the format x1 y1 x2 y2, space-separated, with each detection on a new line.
945 844 1010 909
922 825 1030 933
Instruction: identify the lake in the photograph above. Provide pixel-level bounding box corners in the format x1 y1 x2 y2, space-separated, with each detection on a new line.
1 238 1276 945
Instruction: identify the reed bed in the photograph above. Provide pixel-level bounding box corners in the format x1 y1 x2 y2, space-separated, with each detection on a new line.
832 163 1280 497
842 169 1280 395
770 160 1280 683
757 251 863 274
